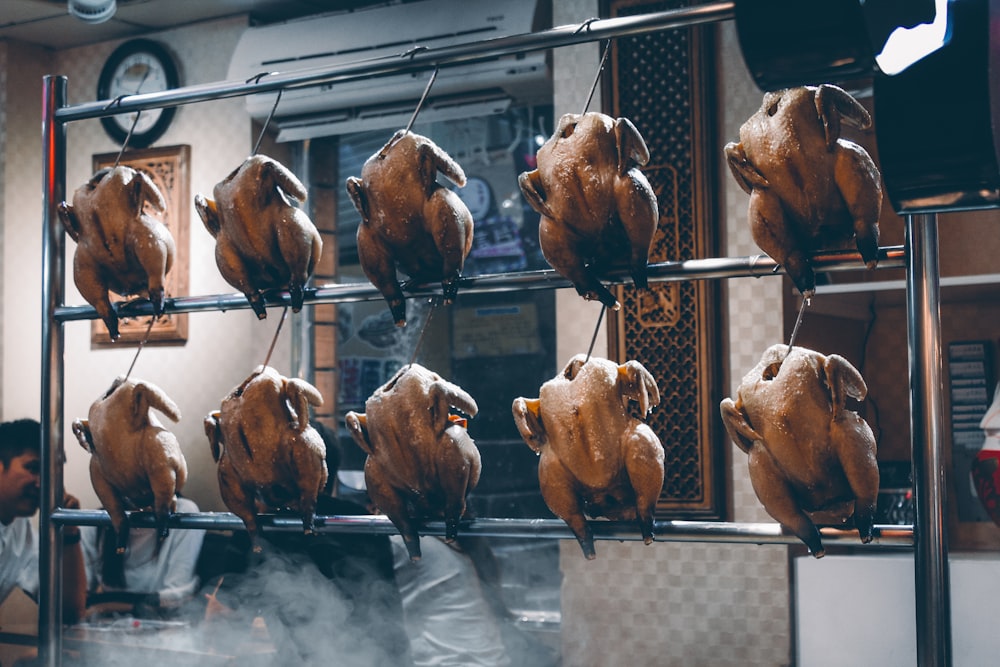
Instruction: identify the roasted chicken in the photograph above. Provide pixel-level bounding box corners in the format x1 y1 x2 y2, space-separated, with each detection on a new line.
204 366 328 552
71 376 187 553
345 363 480 560
512 354 664 559
724 84 882 296
720 344 879 556
58 166 175 340
346 129 474 326
518 112 659 310
195 155 322 318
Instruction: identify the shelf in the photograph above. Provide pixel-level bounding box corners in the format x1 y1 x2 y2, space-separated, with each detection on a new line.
795 271 1000 320
53 246 906 323
51 508 914 550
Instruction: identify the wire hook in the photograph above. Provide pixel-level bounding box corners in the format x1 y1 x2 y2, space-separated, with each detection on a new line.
262 306 290 370
248 72 283 156
403 65 440 136
786 295 811 355
122 316 157 383
408 295 442 367
582 40 612 115
584 305 607 364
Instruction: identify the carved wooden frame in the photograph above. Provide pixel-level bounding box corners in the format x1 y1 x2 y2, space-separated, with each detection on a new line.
90 145 190 347
605 0 726 519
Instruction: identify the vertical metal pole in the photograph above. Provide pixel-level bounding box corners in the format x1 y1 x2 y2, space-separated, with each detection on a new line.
905 212 951 667
40 74 68 667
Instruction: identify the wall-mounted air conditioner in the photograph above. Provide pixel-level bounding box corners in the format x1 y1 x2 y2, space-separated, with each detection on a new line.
227 0 550 140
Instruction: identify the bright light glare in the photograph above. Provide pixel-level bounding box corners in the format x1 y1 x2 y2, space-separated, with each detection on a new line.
875 0 950 75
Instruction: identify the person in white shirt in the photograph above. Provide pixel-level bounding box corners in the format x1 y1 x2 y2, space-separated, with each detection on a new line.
391 534 511 667
0 418 86 624
81 495 205 616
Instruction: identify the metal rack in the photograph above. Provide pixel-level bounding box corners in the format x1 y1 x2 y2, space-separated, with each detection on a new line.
37 2 949 666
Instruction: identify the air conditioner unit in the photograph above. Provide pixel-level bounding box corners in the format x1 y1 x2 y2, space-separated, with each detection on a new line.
227 0 550 140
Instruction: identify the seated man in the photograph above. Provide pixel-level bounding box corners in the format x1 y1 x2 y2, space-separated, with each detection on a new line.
0 419 86 623
80 495 205 618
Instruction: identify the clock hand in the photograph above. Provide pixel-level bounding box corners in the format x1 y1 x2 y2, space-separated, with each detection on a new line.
134 69 150 95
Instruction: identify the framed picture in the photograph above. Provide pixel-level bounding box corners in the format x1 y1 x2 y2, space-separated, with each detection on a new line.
90 145 190 347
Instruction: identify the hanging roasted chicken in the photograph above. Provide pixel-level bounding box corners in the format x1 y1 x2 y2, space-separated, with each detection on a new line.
195 155 322 318
512 354 664 559
71 376 187 553
724 84 882 295
346 129 474 326
518 111 659 310
720 344 879 557
58 166 175 341
204 366 328 552
345 363 480 560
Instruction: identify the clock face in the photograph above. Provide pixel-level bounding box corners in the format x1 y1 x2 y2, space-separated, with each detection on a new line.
98 40 179 149
457 176 493 219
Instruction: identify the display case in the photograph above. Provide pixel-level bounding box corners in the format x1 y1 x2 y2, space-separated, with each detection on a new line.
36 3 964 666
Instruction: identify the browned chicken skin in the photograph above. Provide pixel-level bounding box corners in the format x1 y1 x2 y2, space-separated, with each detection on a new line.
512 354 664 559
71 376 187 553
346 130 474 326
195 155 322 318
58 166 175 340
345 363 480 560
518 112 659 309
204 366 328 552
720 344 879 557
724 84 882 295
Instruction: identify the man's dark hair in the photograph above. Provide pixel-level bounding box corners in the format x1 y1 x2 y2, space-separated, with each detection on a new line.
0 419 41 468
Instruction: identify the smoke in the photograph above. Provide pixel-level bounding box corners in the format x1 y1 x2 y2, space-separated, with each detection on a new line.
67 532 562 667
69 543 405 667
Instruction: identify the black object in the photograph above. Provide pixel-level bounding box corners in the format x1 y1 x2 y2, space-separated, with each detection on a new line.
874 0 1000 212
733 0 938 91
733 0 874 90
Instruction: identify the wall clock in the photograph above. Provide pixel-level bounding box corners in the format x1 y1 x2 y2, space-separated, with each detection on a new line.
458 176 493 219
97 39 180 149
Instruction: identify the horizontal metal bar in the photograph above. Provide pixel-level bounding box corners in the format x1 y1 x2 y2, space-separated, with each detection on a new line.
55 2 735 123
53 246 905 322
51 508 913 549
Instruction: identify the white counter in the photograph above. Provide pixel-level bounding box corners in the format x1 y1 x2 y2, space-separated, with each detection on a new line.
795 553 1000 666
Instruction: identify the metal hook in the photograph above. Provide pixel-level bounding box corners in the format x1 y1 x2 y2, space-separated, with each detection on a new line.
102 94 128 111
252 89 283 156
403 66 439 136
122 316 157 383
583 39 612 115
103 94 139 166
400 45 429 60
786 296 811 355
575 17 599 34
113 110 144 167
246 71 278 85
584 305 607 364
246 71 283 156
262 306 290 370
408 295 442 367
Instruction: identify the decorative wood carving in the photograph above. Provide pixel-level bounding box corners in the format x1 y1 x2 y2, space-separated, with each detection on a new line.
606 0 725 518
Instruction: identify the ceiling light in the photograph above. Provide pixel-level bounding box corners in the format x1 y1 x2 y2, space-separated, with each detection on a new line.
68 0 117 24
